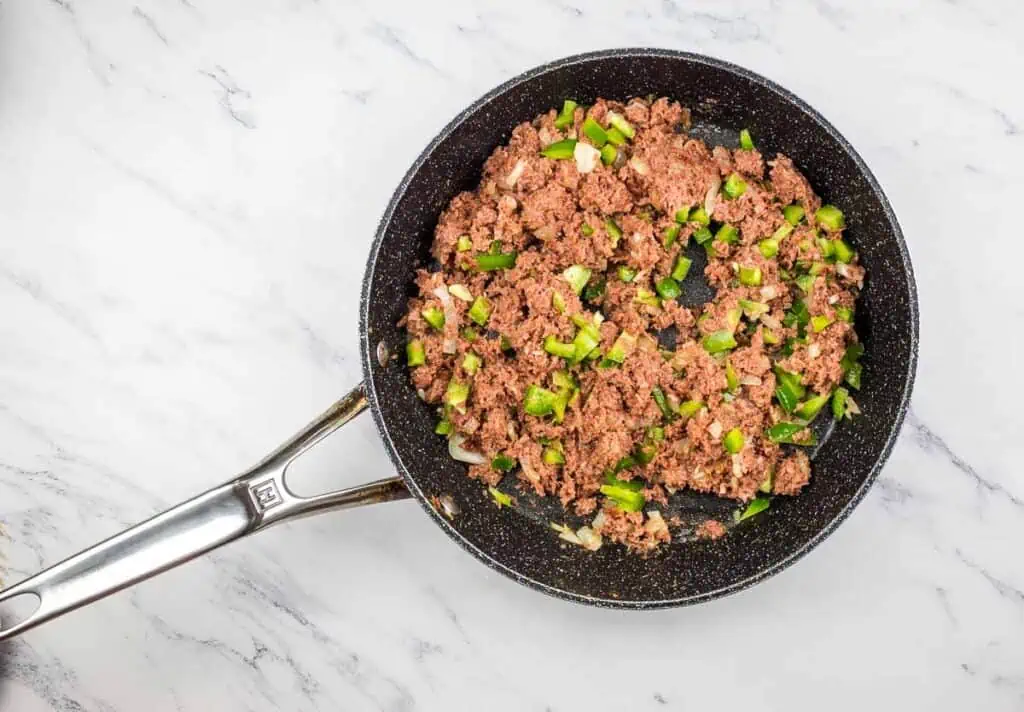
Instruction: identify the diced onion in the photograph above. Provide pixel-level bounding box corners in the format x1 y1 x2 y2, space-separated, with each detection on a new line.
592 510 607 531
704 175 722 216
449 434 486 465
576 526 603 551
760 285 778 301
828 295 840 305
551 522 582 545
760 314 782 330
376 341 389 368
644 510 668 535
448 284 473 302
505 159 527 188
520 458 541 483
708 421 723 439
732 453 745 476
628 156 649 175
534 225 556 241
847 397 862 415
432 285 458 354
574 142 601 174
808 342 821 358
740 375 762 386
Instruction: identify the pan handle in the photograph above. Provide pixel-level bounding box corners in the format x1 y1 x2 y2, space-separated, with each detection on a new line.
0 382 409 641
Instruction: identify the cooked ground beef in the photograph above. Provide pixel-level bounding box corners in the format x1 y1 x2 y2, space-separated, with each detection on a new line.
404 96 865 553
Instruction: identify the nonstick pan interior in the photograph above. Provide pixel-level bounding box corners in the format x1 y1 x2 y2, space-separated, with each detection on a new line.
360 49 917 608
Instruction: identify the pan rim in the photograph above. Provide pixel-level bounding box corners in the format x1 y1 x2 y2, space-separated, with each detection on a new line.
359 47 919 609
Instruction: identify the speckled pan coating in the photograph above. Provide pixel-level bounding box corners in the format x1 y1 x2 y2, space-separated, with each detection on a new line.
359 49 919 609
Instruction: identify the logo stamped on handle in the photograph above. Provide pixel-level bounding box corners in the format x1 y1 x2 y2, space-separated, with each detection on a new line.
250 479 283 511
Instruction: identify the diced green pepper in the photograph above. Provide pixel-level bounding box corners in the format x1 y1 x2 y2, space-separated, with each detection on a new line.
816 204 845 232
783 204 805 225
434 419 452 435
795 274 816 295
634 288 662 309
675 206 690 223
725 360 739 393
542 334 573 359
488 486 513 508
468 296 491 326
475 252 517 271
553 99 577 129
652 386 677 421
795 392 830 421
600 144 617 165
739 128 755 151
763 329 780 345
582 116 608 146
456 235 472 252
726 307 742 332
406 340 426 366
562 265 592 295
647 426 665 443
840 342 864 390
604 331 637 364
655 277 681 300
422 306 445 330
678 400 704 420
739 266 762 286
715 224 739 244
759 238 779 259
723 427 745 454
601 479 645 512
445 379 469 409
693 226 714 244
723 173 747 199
613 455 637 474
811 315 833 333
835 305 853 323
689 206 710 226
759 470 773 494
833 239 855 263
461 326 478 342
703 329 737 354
845 362 862 390
774 366 806 412
735 496 770 522
523 384 558 416
581 223 595 237
606 111 635 139
817 237 836 261
540 139 577 159
738 299 769 318
462 352 482 375
605 219 623 247
543 446 565 466
571 324 601 364
784 300 811 329
617 265 637 282
491 454 517 472
605 126 627 146
766 422 818 445
582 275 606 302
832 386 849 420
672 255 693 281
663 224 681 249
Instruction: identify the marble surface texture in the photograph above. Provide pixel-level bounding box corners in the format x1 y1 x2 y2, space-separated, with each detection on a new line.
1 0 1022 710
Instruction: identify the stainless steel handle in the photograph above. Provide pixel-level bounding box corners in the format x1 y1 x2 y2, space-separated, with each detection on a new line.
0 382 409 641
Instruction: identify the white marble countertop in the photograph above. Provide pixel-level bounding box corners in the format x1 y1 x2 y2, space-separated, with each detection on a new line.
1 0 1022 709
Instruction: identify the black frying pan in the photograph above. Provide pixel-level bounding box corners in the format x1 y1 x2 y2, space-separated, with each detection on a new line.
0 50 917 639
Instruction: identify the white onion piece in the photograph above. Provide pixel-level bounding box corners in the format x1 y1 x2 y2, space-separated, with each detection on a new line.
448 284 473 302
574 142 601 174
708 421 723 439
576 526 603 551
808 342 822 359
628 156 649 175
732 453 745 476
432 285 458 354
740 375 762 386
520 458 541 483
505 159 527 188
416 388 426 400
704 175 722 216
828 295 840 305
760 314 782 330
534 225 555 241
376 341 389 368
448 434 487 465
551 522 582 545
847 397 862 415
592 510 607 531
760 285 778 301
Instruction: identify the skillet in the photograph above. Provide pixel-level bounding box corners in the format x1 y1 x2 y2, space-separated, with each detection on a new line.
0 49 918 638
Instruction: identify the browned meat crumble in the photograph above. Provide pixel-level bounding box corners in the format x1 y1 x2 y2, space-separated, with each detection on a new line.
404 96 864 553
